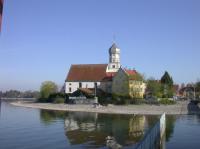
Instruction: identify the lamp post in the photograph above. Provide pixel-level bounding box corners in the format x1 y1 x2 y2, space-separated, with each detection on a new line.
94 84 96 98
94 83 98 104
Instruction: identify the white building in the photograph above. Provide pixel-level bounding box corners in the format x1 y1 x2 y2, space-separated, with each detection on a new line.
65 43 121 94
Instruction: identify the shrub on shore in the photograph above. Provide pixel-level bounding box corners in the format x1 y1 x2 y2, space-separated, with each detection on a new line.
130 98 146 105
53 97 65 103
111 94 130 105
159 98 176 105
37 92 69 103
37 98 49 103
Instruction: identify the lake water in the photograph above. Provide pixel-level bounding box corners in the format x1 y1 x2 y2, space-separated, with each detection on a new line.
0 101 200 149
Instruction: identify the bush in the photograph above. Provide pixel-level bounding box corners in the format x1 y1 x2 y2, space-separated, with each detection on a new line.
130 98 146 105
37 92 69 103
53 97 65 103
145 99 160 105
49 93 69 103
159 98 176 105
109 94 147 105
37 98 49 103
98 97 112 105
111 94 131 105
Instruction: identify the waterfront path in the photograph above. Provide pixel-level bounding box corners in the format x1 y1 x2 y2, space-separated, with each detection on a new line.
10 100 198 115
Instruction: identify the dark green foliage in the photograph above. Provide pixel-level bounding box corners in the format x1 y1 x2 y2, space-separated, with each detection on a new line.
98 94 130 105
37 92 69 103
146 79 163 98
53 97 65 103
48 92 69 103
161 71 173 87
112 94 130 105
196 82 200 91
195 81 200 99
98 95 112 105
159 98 176 105
37 98 49 103
160 71 175 98
130 98 146 105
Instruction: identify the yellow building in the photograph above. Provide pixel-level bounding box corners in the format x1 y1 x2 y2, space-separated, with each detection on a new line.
112 68 146 98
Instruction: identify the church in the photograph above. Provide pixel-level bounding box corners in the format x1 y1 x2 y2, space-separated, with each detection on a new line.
65 43 121 94
65 43 146 98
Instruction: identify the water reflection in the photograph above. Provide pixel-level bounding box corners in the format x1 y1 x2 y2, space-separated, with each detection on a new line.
40 110 67 125
165 116 176 141
0 99 1 117
1 102 200 149
40 110 162 147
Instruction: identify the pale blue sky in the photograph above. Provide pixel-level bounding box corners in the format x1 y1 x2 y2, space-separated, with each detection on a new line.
0 0 200 91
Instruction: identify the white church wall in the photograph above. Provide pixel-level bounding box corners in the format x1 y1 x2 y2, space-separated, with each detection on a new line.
65 82 101 93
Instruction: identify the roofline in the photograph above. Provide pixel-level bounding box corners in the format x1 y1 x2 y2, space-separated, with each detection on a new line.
65 64 108 82
70 63 108 66
65 81 103 82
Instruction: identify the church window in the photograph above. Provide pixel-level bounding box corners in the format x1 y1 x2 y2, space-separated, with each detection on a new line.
112 65 115 68
69 87 71 92
94 82 97 88
79 82 82 88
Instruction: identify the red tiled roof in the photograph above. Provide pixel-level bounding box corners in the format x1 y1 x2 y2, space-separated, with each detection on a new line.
124 69 137 75
103 72 116 81
102 72 116 81
66 64 108 82
106 72 116 77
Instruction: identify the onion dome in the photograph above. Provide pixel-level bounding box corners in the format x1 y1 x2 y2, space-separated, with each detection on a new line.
109 43 120 54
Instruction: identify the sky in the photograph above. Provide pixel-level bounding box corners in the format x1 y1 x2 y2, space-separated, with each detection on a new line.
0 0 200 91
0 0 3 32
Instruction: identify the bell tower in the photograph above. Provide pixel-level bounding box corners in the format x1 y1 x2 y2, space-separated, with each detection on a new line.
107 43 121 72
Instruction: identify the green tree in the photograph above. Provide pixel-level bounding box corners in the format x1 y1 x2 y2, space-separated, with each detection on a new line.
195 81 200 98
40 81 58 99
161 71 173 87
160 71 174 98
146 78 163 98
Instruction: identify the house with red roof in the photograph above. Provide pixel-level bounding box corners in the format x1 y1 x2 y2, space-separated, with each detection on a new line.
112 68 146 98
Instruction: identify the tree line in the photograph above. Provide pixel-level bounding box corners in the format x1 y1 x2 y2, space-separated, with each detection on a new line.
0 90 39 98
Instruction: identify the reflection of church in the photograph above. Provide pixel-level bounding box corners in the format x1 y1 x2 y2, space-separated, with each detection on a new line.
63 113 147 147
129 115 145 137
39 110 175 148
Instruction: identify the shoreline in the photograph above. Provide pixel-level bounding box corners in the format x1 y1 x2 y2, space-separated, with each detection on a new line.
10 100 197 115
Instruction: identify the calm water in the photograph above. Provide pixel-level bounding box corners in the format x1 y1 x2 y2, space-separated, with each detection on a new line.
0 101 200 149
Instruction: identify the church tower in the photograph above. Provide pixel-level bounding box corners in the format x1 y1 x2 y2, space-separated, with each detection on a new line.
107 43 121 72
